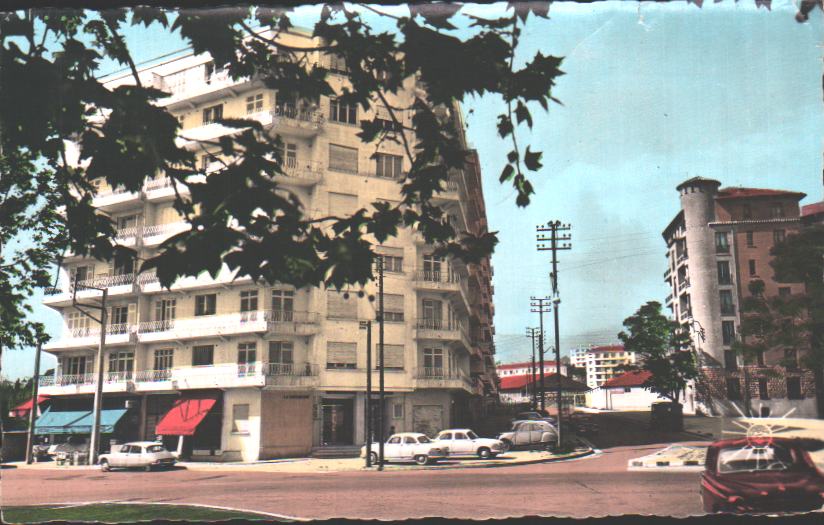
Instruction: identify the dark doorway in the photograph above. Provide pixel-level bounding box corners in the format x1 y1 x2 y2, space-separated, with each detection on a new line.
321 399 354 445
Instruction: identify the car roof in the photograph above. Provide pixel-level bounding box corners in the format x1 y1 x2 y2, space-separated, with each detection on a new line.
438 429 473 433
392 433 427 438
123 441 164 447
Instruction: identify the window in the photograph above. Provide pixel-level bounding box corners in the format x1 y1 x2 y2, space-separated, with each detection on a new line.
778 287 791 297
421 299 443 329
770 203 784 219
276 143 297 169
423 254 444 282
238 342 257 376
195 294 217 316
773 229 786 244
720 290 735 315
742 204 752 220
66 311 91 336
376 117 402 132
404 436 417 444
724 350 738 370
108 351 134 380
116 214 138 231
374 153 403 179
388 436 401 444
787 377 802 400
329 97 357 124
383 294 404 323
758 379 769 400
62 356 87 376
327 342 357 369
70 265 93 286
192 345 214 366
269 341 294 368
382 255 403 273
423 348 444 373
328 54 348 74
111 253 135 276
722 321 736 346
202 104 223 125
726 378 741 400
231 404 250 434
375 344 404 370
328 192 358 216
271 290 294 321
715 232 729 253
327 290 357 320
328 144 358 173
110 306 129 333
784 348 798 369
390 403 404 419
623 387 632 393
717 261 731 285
246 93 264 114
153 349 174 374
748 260 757 276
240 290 258 321
154 299 176 329
746 231 754 247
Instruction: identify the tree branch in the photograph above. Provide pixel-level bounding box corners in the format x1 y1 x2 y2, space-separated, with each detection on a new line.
103 18 143 88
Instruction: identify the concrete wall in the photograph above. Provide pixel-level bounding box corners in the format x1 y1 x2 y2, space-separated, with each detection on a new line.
221 388 261 462
260 390 313 458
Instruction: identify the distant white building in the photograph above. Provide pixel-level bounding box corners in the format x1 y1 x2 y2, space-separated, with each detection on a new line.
587 370 696 414
568 347 588 369
496 360 567 378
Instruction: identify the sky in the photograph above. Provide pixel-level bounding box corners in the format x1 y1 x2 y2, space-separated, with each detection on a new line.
2 1 822 379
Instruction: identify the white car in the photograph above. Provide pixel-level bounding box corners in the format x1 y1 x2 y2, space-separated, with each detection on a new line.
498 420 558 450
433 429 506 459
98 441 176 472
360 433 449 465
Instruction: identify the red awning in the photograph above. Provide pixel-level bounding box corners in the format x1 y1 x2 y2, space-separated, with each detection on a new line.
155 394 218 436
9 396 49 419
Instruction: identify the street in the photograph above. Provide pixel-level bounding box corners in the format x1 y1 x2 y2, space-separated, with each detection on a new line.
3 411 711 522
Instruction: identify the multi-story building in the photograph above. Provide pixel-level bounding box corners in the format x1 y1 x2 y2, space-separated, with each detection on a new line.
568 347 589 369
662 177 817 417
496 360 566 378
37 28 498 461
579 345 636 390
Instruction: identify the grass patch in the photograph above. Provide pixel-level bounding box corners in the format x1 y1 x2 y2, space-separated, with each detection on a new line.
1 503 283 523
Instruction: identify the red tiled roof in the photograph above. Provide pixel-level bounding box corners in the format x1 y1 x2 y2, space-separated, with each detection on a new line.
588 345 625 354
716 187 806 200
602 370 652 388
499 372 589 392
497 360 557 370
802 201 824 217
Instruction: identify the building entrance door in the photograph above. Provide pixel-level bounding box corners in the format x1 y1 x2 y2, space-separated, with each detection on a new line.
321 399 354 446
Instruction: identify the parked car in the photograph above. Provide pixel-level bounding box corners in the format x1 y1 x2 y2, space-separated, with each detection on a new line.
360 433 449 465
98 441 176 472
511 411 556 425
701 437 824 514
433 429 506 459
498 420 558 450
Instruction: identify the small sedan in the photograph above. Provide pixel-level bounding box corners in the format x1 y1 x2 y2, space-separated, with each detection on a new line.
499 420 558 450
98 441 176 472
361 433 449 465
701 437 824 513
433 429 506 459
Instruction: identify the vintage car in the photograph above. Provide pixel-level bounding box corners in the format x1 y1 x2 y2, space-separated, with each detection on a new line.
360 433 449 465
498 420 558 450
511 411 556 425
98 441 176 472
433 429 507 459
701 437 824 514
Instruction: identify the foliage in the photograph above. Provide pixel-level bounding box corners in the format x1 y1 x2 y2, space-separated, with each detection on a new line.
0 5 564 351
0 377 33 427
618 301 697 404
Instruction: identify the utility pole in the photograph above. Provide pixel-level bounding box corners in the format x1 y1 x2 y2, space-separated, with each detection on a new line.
25 342 43 464
72 274 108 465
377 255 386 471
529 297 551 412
537 221 571 449
525 327 539 410
359 320 372 468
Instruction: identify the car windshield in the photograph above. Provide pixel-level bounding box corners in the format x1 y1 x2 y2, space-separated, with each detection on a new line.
717 445 798 474
467 431 479 439
146 445 166 453
417 436 431 444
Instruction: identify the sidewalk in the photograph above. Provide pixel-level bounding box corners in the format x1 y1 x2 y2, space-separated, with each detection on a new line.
6 445 595 474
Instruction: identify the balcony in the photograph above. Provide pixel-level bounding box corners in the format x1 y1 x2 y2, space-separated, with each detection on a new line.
665 293 674 305
142 222 191 246
92 185 140 210
676 252 689 267
156 66 256 109
265 363 320 388
44 274 139 307
273 159 324 187
430 180 461 204
137 265 253 294
413 270 462 292
43 323 135 351
415 318 472 352
115 227 139 247
415 367 473 393
142 174 206 202
678 279 690 293
137 310 319 343
269 105 325 138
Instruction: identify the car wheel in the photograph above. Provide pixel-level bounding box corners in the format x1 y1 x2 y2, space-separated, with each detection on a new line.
414 455 428 466
477 447 492 459
501 439 512 452
369 452 379 464
100 459 110 472
144 464 153 472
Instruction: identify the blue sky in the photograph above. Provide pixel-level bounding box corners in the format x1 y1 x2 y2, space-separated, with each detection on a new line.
3 1 822 379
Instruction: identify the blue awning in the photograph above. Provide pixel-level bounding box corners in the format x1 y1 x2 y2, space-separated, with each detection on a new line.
34 408 128 435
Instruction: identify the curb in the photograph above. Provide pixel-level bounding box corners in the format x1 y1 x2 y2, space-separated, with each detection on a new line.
375 446 597 472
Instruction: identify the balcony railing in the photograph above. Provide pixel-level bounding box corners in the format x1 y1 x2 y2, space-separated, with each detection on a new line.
273 105 325 125
277 159 324 181
143 177 174 192
115 227 139 242
678 279 690 292
716 245 730 254
416 318 464 331
76 273 136 290
415 270 461 284
39 373 95 387
106 371 133 382
267 362 319 377
135 369 172 382
137 310 318 338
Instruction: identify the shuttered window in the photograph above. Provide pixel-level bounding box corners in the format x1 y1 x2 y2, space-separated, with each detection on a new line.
383 294 404 322
327 342 357 369
374 344 404 370
327 290 357 319
328 192 358 217
328 144 358 174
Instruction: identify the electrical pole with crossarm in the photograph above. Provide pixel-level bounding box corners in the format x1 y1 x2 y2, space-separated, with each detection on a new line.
525 327 541 410
537 221 571 449
529 298 551 412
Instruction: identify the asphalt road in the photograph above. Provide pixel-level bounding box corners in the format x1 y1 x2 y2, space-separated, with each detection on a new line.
1 443 704 520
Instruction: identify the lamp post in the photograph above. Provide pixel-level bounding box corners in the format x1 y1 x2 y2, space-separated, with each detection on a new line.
359 320 373 468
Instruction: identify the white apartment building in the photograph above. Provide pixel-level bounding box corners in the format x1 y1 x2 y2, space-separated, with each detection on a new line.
580 345 636 390
37 29 498 461
568 347 588 369
496 361 567 377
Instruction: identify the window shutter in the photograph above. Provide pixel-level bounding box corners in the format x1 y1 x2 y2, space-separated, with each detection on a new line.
328 144 358 174
127 303 137 325
376 344 404 369
328 192 358 217
327 291 356 319
327 342 357 365
384 294 404 313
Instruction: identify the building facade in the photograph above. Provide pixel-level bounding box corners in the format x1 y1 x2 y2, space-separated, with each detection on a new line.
496 360 567 378
38 30 498 461
662 177 817 418
588 371 695 413
581 345 636 390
